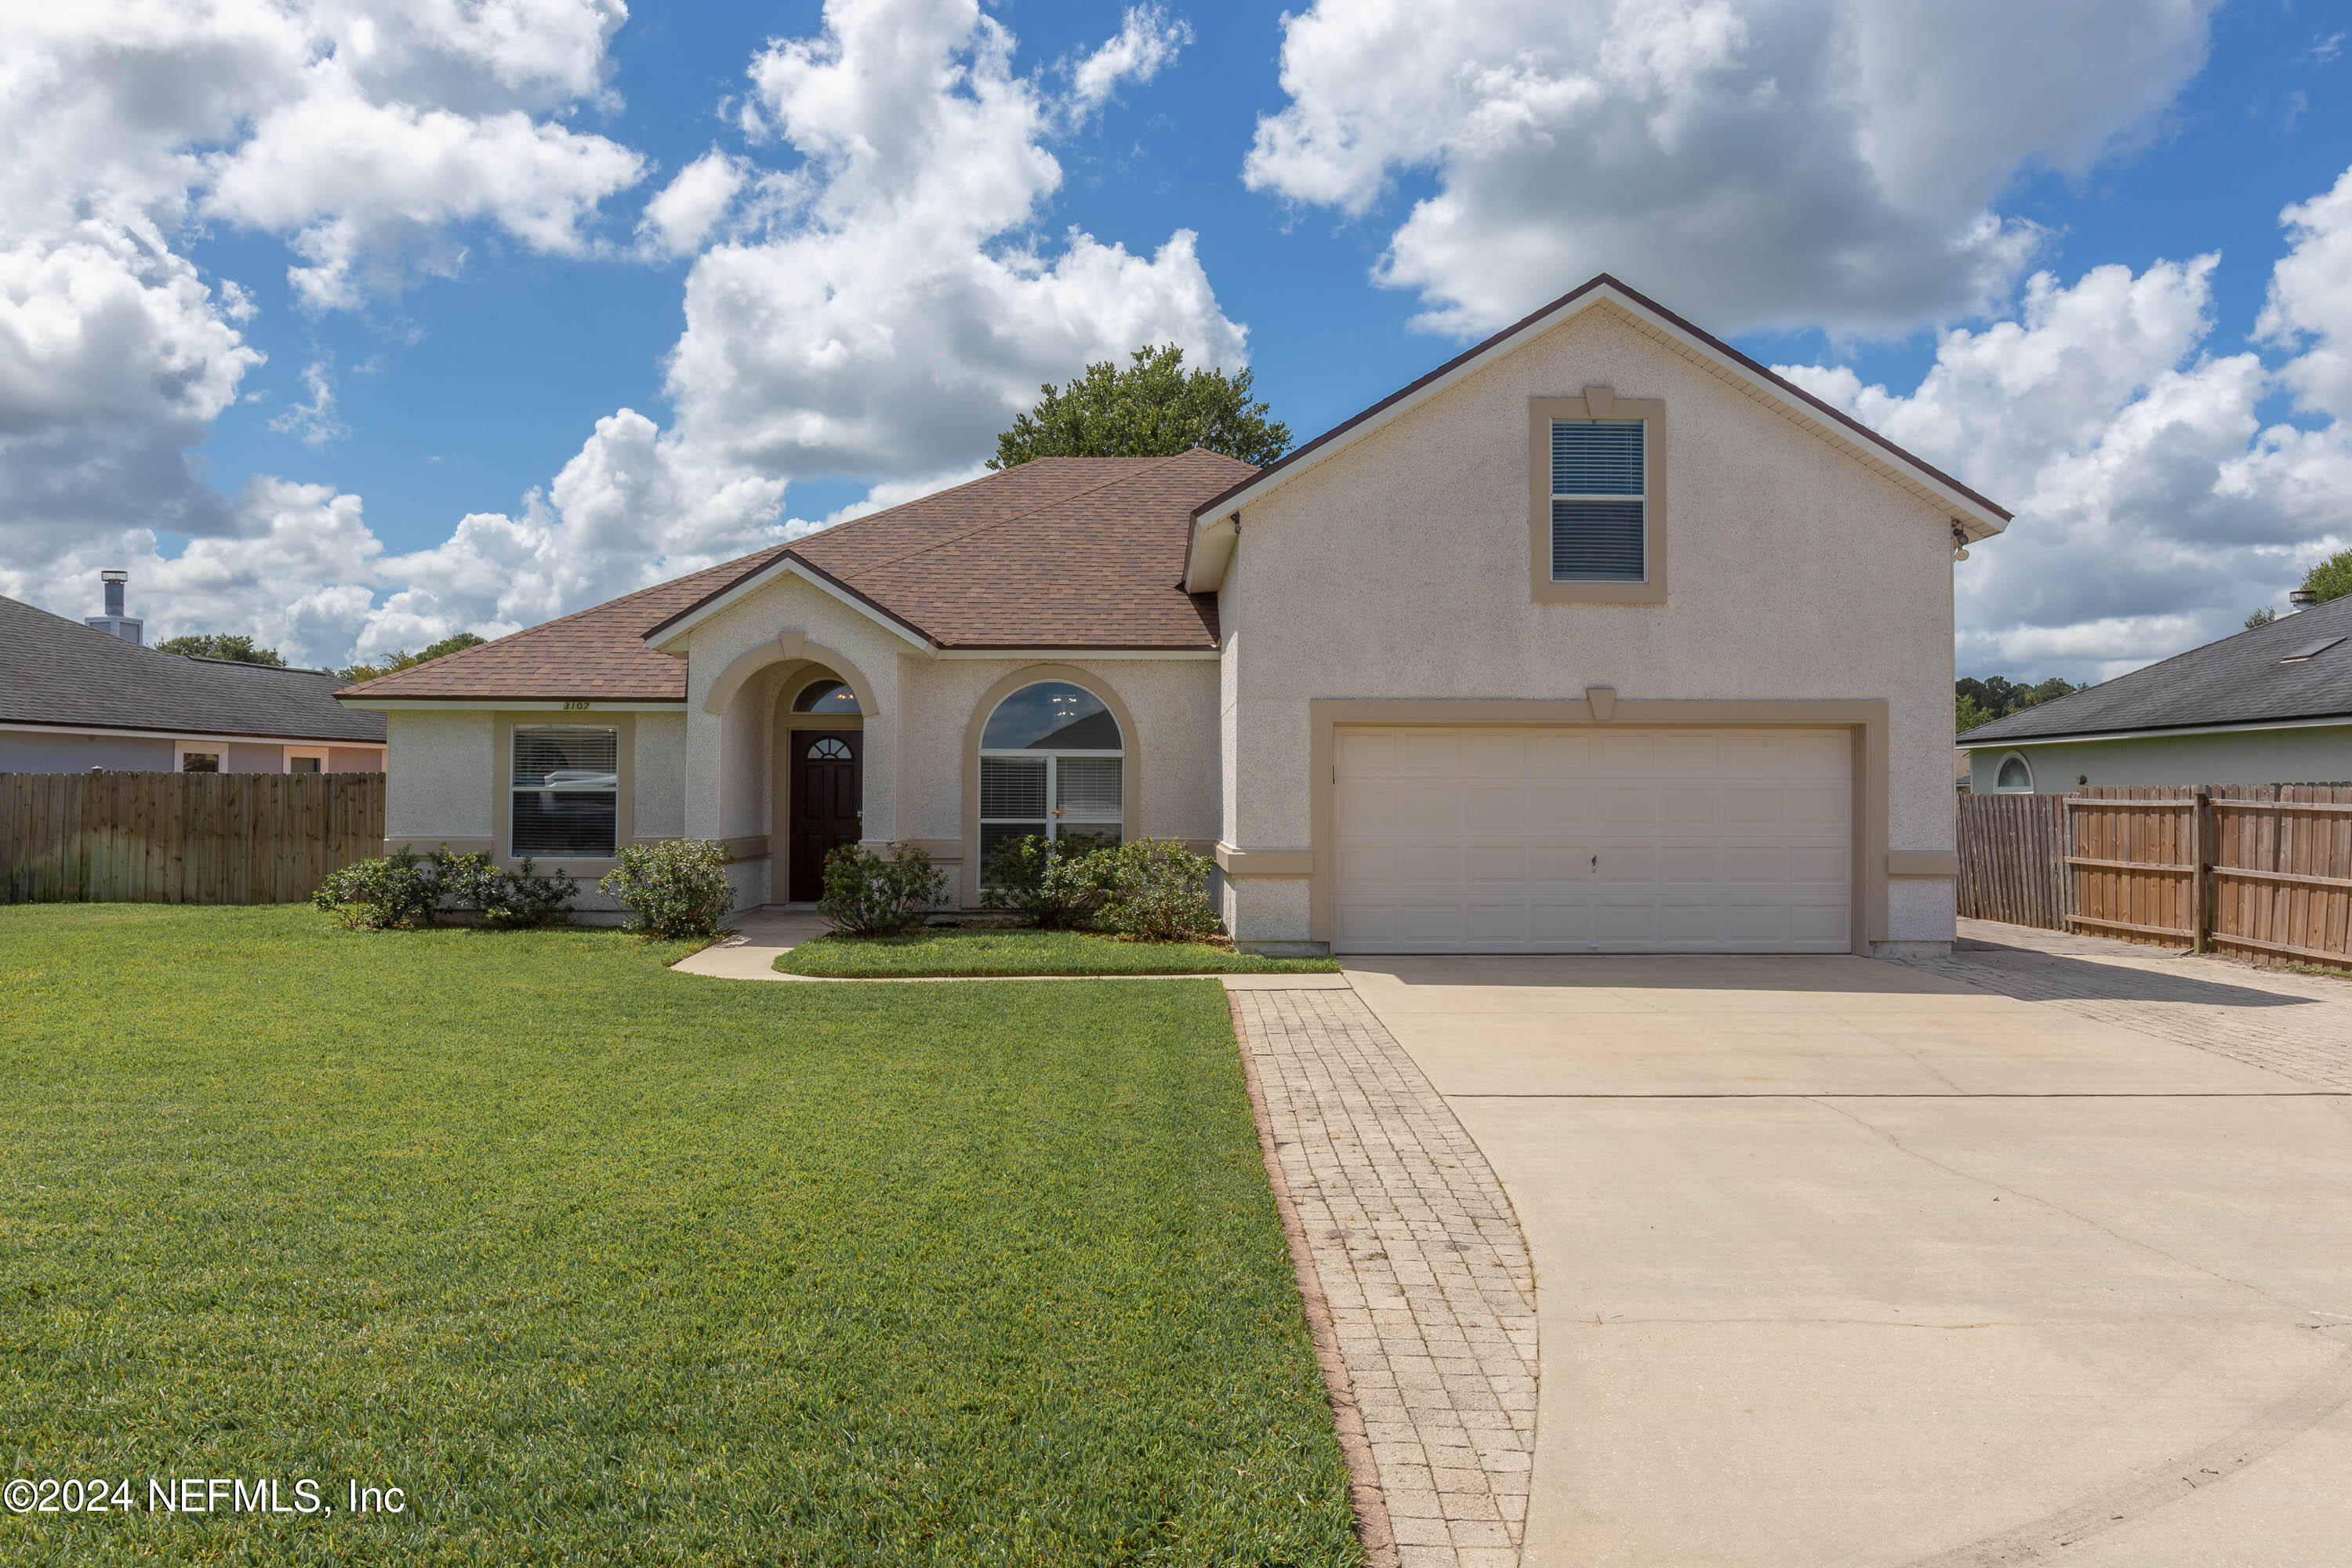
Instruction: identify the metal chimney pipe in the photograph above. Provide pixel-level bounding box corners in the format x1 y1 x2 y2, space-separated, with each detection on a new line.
102 569 127 619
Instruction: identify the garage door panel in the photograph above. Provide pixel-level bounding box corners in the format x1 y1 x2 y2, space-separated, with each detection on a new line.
1465 785 1528 832
1332 724 1852 954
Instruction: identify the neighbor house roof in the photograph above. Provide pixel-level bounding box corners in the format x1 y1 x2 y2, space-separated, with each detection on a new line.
0 593 387 744
1964 596 2352 745
1182 272 2013 593
339 449 1251 703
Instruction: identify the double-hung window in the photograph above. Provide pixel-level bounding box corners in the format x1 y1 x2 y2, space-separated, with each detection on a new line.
512 725 618 858
1530 393 1663 603
1548 419 1646 581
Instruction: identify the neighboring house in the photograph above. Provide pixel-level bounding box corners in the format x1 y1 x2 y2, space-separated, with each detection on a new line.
0 586 387 773
1963 594 2352 793
337 274 2006 954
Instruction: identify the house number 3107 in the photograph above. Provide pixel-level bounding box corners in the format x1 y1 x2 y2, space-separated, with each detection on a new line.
561 700 590 711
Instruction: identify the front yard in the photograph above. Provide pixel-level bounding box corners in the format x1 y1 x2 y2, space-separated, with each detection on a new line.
777 927 1341 978
0 906 1359 1565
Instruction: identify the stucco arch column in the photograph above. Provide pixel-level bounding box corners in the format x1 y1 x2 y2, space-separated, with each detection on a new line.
684 632 892 855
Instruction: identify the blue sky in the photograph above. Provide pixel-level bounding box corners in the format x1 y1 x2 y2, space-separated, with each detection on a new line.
8 0 2352 680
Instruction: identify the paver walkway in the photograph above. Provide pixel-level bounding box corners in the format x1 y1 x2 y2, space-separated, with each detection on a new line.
1233 989 1541 1568
1908 917 2352 1090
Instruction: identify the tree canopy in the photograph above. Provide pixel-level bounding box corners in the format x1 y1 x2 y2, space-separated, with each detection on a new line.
154 633 284 666
1955 674 2078 735
2301 548 2352 606
988 345 1292 470
339 632 487 686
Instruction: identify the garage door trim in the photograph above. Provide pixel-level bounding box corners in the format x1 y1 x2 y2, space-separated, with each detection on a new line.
1307 697 1889 955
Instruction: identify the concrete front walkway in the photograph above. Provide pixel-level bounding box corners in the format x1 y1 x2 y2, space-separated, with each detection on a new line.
1345 931 2352 1568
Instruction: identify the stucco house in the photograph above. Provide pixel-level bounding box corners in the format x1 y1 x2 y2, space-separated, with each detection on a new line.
2 584 386 774
1964 593 2352 793
336 274 2006 954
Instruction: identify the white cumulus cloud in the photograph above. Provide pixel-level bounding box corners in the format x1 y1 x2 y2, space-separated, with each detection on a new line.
1780 178 2352 684
1246 0 2220 337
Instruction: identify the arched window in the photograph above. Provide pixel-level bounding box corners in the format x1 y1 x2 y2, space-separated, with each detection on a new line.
1995 753 2032 792
793 677 861 714
979 680 1123 869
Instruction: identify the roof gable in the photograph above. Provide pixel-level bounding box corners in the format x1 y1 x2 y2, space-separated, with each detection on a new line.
1182 274 2011 593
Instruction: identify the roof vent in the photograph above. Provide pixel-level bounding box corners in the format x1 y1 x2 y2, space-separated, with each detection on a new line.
2280 635 2343 663
2289 588 2319 609
83 568 143 644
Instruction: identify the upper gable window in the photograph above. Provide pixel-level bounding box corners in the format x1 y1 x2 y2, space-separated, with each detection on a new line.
1548 420 1646 581
1529 391 1665 604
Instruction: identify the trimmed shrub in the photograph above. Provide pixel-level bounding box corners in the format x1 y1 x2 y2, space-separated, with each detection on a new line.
819 843 949 936
981 833 1102 929
313 847 445 930
598 839 735 940
1086 838 1221 943
314 847 577 931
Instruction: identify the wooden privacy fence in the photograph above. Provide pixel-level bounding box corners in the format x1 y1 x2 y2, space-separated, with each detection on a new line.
1956 792 2067 928
1961 782 2352 970
0 771 386 906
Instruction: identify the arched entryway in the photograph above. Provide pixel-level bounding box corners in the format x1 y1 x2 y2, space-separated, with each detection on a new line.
778 670 865 902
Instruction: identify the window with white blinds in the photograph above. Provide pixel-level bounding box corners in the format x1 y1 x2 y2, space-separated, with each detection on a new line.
512 725 618 858
1550 419 1646 582
977 681 1125 879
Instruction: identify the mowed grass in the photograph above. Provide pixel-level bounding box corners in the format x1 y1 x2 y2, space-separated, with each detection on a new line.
777 927 1340 978
0 905 1359 1566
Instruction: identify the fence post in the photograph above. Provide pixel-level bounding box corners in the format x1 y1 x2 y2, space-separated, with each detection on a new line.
2060 793 2074 931
2190 786 2210 953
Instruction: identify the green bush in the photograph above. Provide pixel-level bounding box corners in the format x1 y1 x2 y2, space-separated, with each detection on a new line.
313 847 445 930
819 843 949 936
312 847 575 931
981 833 1103 928
440 851 577 928
597 839 736 940
1085 839 1221 943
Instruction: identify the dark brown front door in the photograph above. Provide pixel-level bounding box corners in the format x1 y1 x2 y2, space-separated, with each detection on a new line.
788 731 862 902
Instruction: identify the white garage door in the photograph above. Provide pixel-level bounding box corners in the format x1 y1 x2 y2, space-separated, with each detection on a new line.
1331 726 1852 954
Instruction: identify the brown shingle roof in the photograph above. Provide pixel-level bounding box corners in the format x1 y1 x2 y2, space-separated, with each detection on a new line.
339 450 1250 702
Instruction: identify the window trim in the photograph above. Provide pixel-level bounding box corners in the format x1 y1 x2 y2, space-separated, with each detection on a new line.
175 740 227 772
1993 750 2034 793
283 746 328 775
492 712 636 871
1529 390 1667 604
960 665 1142 908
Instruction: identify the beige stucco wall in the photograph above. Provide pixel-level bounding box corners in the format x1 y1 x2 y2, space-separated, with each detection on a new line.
385 710 495 838
1221 301 1961 948
633 712 688 837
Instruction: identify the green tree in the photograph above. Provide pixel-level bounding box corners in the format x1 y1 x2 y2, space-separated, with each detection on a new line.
1955 675 2079 731
154 633 285 666
339 631 487 685
1956 693 1994 734
2245 606 2278 629
988 344 1291 470
2302 549 2352 605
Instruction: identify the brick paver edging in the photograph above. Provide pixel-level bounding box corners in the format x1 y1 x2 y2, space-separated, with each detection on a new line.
1230 992 1401 1568
1230 988 1541 1568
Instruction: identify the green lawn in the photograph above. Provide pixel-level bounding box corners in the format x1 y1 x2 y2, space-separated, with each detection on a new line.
0 905 1359 1566
775 927 1341 978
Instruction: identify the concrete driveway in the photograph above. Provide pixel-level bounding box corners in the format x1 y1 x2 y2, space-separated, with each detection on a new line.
1345 943 2352 1567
